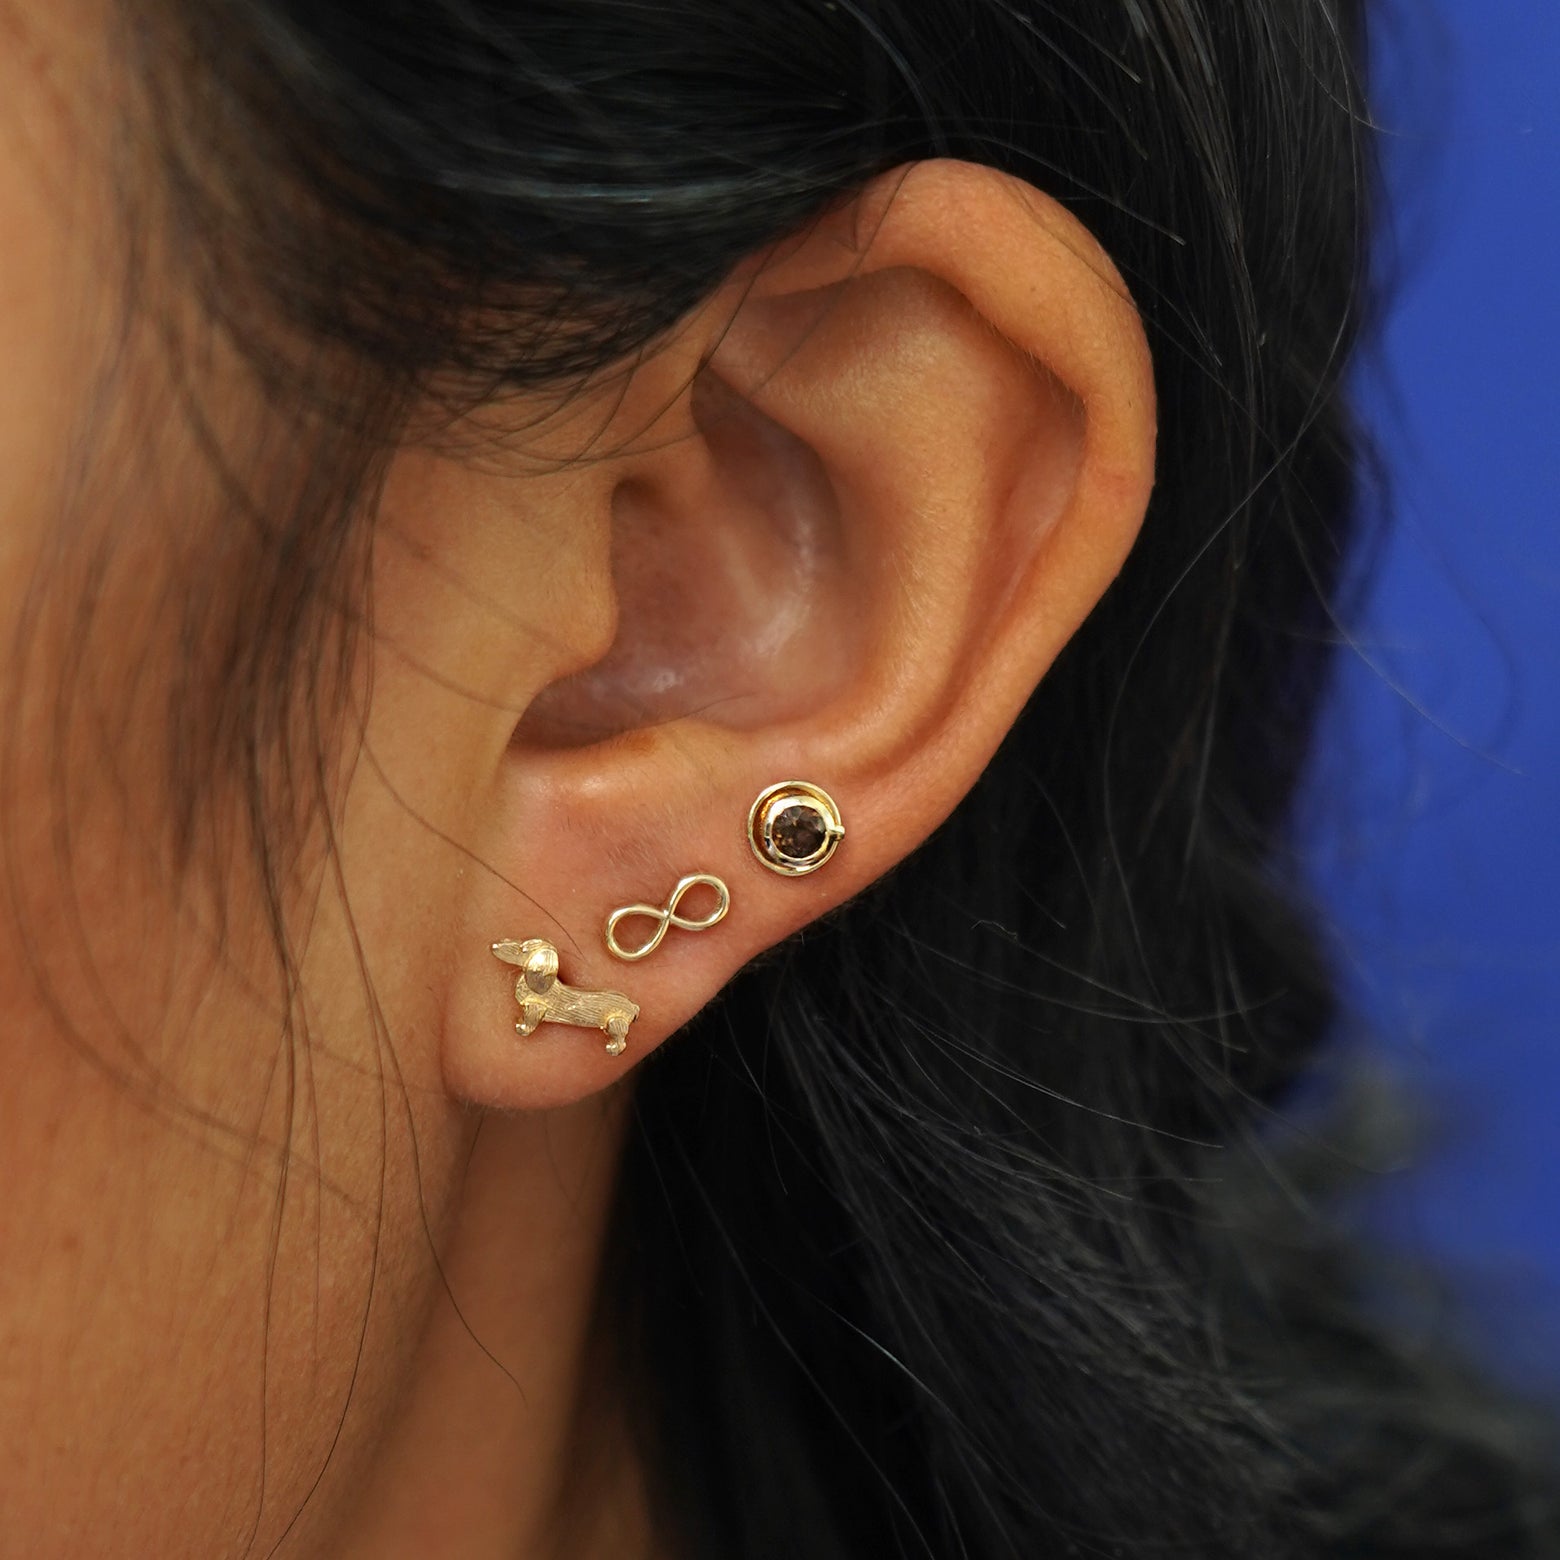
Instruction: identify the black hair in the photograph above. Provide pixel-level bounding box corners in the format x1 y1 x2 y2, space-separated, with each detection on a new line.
102 0 1560 1555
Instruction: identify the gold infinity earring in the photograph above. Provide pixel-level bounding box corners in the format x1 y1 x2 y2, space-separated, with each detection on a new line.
604 873 730 962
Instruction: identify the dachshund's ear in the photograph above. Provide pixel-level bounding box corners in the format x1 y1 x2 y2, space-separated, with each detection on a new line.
357 158 1154 1112
520 942 559 994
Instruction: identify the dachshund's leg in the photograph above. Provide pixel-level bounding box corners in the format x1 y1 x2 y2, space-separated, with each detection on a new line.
516 994 547 1036
603 1013 631 1057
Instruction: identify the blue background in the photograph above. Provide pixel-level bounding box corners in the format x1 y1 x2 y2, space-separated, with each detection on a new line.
1305 2 1560 1376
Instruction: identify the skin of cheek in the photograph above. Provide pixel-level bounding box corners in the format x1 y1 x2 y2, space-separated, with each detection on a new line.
0 802 478 1560
0 27 479 1560
0 434 483 1558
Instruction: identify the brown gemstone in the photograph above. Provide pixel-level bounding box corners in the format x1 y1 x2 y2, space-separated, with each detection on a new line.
771 803 828 861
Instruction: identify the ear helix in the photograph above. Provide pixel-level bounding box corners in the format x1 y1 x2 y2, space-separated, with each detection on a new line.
490 780 843 1057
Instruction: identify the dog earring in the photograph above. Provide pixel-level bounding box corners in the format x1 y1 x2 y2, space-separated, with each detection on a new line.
604 872 730 962
747 781 844 875
491 938 639 1056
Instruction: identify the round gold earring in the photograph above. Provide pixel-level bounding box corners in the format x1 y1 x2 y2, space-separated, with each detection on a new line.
746 781 844 876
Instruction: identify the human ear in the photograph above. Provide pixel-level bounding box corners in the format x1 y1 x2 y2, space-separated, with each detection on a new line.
367 158 1154 1112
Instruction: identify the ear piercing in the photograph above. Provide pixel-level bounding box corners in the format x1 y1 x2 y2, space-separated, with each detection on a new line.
491 938 639 1056
493 781 842 1054
747 781 845 875
605 872 731 961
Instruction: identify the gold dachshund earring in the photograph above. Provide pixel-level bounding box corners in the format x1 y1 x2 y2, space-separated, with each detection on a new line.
491 938 639 1056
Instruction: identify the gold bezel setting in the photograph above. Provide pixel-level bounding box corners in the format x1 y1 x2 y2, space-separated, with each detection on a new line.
746 781 845 876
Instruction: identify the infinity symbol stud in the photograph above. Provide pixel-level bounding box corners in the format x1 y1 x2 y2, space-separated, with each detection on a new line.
604 873 731 962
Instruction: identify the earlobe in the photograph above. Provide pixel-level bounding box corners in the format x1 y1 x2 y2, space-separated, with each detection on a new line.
411 158 1154 1114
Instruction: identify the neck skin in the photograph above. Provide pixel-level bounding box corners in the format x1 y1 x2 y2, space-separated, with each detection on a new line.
332 1090 660 1560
